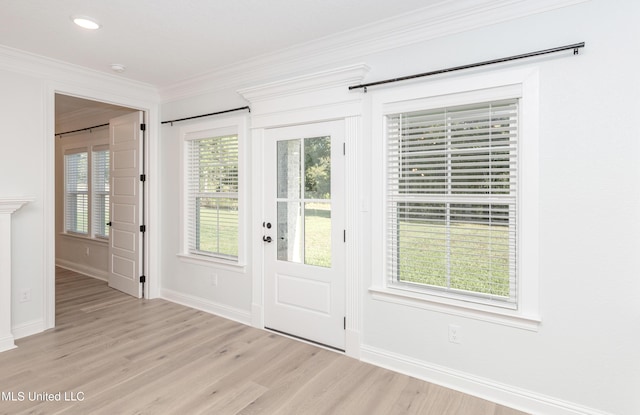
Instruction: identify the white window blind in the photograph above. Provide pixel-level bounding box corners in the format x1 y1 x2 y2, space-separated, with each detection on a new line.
92 147 110 239
187 133 239 260
386 99 518 306
64 150 89 235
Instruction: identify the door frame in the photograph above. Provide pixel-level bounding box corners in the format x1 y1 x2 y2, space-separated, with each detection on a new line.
241 64 369 357
45 83 160 330
262 120 347 350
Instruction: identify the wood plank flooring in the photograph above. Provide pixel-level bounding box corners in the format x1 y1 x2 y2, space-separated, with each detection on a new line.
0 268 528 414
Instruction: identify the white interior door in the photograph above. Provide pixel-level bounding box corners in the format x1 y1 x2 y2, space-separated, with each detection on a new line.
263 120 346 350
108 112 144 298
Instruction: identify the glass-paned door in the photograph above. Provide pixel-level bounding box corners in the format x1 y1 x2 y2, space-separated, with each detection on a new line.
263 120 346 350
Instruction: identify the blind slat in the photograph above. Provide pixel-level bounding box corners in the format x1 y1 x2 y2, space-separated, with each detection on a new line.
187 134 239 259
386 99 518 305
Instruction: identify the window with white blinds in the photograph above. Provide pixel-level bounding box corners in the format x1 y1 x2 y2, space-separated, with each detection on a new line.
386 99 518 306
186 133 239 260
92 147 110 239
64 150 89 235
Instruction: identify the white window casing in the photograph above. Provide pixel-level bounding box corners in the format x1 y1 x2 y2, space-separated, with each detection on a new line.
179 115 248 268
369 68 540 330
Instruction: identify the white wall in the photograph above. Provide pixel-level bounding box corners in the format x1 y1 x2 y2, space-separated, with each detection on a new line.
0 46 160 337
1 0 637 413
159 100 254 323
0 69 47 333
157 1 639 414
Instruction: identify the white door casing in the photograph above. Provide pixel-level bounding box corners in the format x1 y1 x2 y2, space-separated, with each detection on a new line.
108 112 144 298
263 120 346 350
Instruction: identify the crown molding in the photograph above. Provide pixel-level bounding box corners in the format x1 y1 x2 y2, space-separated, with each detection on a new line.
238 64 370 104
0 45 159 101
160 0 589 102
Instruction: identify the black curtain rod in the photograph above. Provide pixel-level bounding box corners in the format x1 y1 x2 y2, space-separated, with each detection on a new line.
162 106 250 126
56 123 109 137
349 42 585 92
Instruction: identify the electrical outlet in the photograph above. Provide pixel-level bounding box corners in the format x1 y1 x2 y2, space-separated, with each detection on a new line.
20 289 31 303
211 273 218 286
448 324 461 344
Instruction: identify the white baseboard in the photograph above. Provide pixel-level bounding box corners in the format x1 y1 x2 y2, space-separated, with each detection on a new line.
360 345 613 415
56 259 108 281
13 319 45 340
161 288 252 326
0 334 16 353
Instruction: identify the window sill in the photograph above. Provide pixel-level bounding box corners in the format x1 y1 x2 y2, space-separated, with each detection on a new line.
59 232 109 245
177 253 247 273
369 286 541 331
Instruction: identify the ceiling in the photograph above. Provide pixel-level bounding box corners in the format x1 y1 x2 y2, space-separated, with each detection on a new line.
0 0 438 89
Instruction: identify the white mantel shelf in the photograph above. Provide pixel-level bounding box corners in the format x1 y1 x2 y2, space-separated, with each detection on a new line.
0 198 31 352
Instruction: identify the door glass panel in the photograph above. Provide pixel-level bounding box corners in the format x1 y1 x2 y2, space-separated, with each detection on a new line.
277 201 303 263
304 136 331 199
304 203 331 267
277 139 301 199
276 136 332 268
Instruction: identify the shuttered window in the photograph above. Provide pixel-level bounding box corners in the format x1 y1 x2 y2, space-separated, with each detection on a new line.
386 99 518 306
64 150 89 235
186 132 239 260
92 147 110 239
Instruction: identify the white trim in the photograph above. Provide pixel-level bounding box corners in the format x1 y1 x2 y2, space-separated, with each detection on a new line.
0 335 16 353
13 319 46 340
176 253 247 273
178 114 249 268
344 116 362 358
58 232 109 245
369 66 540 325
55 260 109 282
241 64 367 356
369 287 540 331
0 198 31 353
160 0 588 101
161 287 252 326
44 78 161 333
361 344 615 415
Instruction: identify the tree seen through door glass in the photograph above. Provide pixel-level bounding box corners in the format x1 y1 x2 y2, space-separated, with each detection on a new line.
276 136 332 267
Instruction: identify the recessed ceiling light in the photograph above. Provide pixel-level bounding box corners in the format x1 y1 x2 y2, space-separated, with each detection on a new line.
72 16 101 30
110 64 126 73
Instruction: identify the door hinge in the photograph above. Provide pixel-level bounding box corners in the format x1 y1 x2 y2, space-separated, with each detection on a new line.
140 123 146 131
140 174 146 182
344 317 346 330
343 230 346 243
140 225 146 233
343 142 346 155
140 275 146 283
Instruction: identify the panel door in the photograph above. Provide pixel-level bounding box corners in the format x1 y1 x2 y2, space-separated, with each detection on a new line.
263 120 346 350
108 112 143 298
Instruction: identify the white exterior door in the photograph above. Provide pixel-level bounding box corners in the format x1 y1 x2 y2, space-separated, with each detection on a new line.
263 120 346 350
108 112 144 298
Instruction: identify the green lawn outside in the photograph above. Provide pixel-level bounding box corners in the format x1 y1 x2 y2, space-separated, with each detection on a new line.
196 205 511 297
197 206 239 257
396 221 511 297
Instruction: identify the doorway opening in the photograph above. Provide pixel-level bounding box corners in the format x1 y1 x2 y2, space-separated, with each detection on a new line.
54 94 146 303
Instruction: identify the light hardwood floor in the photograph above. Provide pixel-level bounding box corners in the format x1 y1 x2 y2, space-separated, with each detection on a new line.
0 268 528 414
